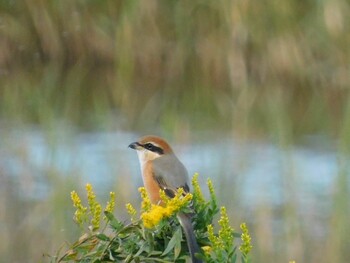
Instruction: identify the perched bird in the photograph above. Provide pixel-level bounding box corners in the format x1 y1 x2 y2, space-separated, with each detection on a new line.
129 135 202 263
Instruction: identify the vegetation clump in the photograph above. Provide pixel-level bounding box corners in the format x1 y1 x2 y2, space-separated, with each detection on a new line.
51 174 252 263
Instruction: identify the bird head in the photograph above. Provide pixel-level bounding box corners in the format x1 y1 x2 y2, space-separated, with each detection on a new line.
128 135 173 163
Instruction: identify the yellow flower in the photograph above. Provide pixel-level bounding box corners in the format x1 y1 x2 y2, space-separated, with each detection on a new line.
105 192 116 214
239 223 253 256
201 246 212 255
126 203 137 223
207 179 216 201
71 191 88 227
207 206 235 260
141 204 166 228
166 188 193 212
139 187 151 211
71 191 82 209
192 173 205 205
162 205 175 217
86 183 96 209
159 189 168 203
218 206 234 249
91 203 102 230
140 189 192 228
86 183 101 231
208 224 223 250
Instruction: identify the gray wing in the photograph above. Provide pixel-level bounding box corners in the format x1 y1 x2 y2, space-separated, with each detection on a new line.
152 154 190 198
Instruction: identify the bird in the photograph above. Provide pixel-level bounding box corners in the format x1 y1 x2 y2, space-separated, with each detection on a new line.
129 135 202 263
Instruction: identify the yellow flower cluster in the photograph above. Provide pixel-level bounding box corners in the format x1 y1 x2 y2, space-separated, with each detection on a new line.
208 224 223 251
105 192 116 214
86 183 102 231
126 203 137 223
192 173 205 205
201 245 212 255
162 188 192 211
207 179 216 201
141 205 165 228
239 222 253 256
207 206 234 255
71 184 117 231
218 207 234 248
71 190 88 227
140 188 193 229
138 187 151 211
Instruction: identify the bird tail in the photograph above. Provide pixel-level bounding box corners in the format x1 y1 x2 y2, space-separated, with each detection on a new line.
177 212 202 263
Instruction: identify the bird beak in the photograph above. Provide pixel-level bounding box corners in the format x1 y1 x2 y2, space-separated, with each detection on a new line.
128 141 142 150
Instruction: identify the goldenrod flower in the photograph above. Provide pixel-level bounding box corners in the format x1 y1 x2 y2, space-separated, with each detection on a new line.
71 191 88 227
86 183 101 230
207 224 223 250
166 188 192 210
141 204 165 228
208 208 235 260
163 191 192 217
105 191 116 214
207 179 216 201
140 189 192 228
192 173 205 205
201 245 212 255
139 187 151 211
159 189 168 203
91 203 102 230
218 206 234 249
126 203 137 223
239 222 252 256
86 184 95 206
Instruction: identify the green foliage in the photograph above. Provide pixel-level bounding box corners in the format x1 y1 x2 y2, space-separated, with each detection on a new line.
50 175 252 262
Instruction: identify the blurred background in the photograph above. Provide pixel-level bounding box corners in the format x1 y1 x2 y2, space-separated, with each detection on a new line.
0 0 349 262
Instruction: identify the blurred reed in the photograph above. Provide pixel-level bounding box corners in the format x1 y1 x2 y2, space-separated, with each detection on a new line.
0 0 349 136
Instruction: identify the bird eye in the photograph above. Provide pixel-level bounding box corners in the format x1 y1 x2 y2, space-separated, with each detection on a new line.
144 143 154 150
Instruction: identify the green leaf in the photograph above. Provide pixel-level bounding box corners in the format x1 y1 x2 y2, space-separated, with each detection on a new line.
149 250 163 256
134 241 147 257
60 251 78 261
104 211 114 221
96 233 110 241
161 227 182 256
173 228 182 259
231 253 237 263
104 211 124 231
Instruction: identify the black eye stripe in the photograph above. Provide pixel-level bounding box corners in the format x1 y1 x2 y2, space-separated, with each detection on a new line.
143 143 164 155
